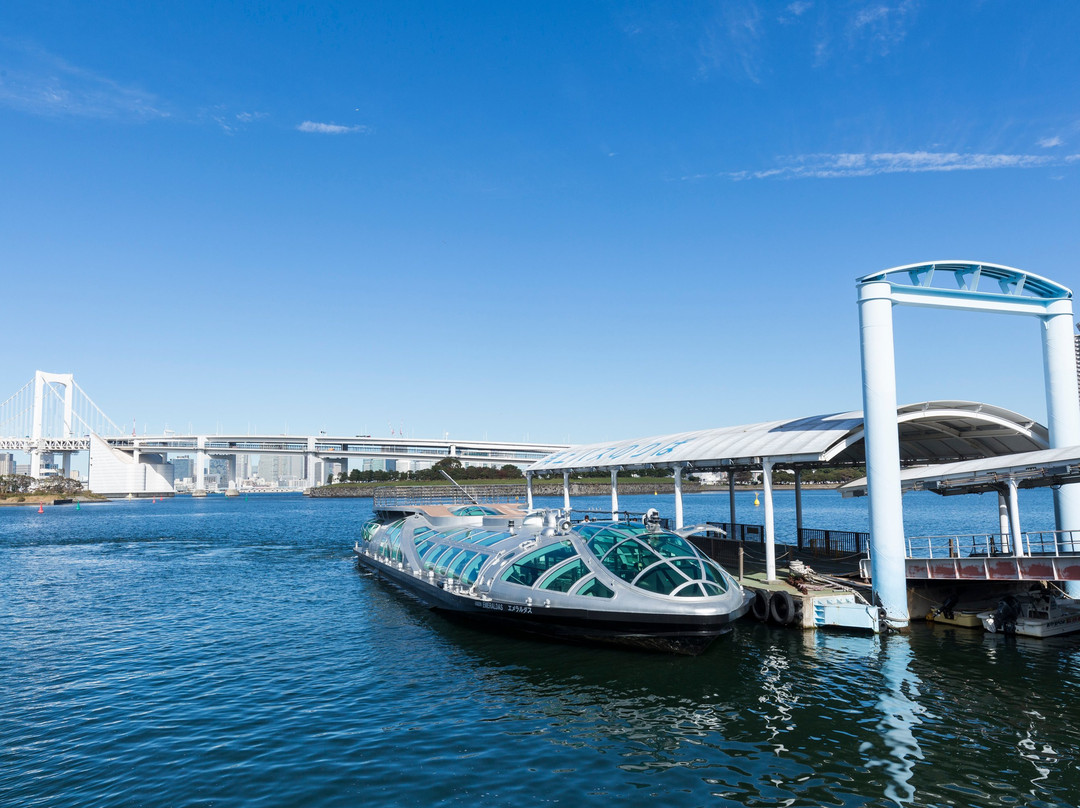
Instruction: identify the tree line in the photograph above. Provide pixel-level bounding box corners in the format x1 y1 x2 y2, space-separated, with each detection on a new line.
326 457 525 485
0 475 85 496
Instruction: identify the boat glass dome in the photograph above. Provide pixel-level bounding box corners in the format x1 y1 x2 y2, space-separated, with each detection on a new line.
583 523 730 598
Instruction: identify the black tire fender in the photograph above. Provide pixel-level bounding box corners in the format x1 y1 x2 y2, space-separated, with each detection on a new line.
770 590 797 626
751 589 770 621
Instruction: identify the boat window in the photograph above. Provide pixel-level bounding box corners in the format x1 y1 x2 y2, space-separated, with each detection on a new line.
701 581 726 597
674 583 708 598
425 546 457 570
576 577 614 598
460 554 489 586
701 562 728 590
414 540 434 558
639 532 699 559
476 532 513 546
670 558 704 579
412 526 436 542
440 528 473 543
501 541 578 587
574 523 608 540
586 528 628 560
452 506 500 516
634 562 689 595
600 539 661 583
422 543 449 563
435 548 466 575
449 550 478 578
538 559 589 592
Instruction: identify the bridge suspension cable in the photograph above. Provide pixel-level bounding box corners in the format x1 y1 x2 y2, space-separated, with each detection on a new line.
0 378 35 439
70 379 124 437
0 373 124 442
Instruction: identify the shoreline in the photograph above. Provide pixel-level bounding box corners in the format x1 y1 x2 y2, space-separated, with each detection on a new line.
306 481 838 499
0 495 105 507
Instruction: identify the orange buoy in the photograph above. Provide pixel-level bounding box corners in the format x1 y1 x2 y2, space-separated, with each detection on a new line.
38 503 44 513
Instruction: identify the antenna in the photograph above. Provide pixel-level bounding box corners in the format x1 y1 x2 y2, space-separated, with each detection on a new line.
439 469 478 504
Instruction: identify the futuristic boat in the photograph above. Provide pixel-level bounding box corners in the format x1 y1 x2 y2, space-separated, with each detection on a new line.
355 491 752 654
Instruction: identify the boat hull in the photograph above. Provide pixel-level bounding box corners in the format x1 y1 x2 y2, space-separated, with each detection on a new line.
978 594 1080 638
356 550 750 655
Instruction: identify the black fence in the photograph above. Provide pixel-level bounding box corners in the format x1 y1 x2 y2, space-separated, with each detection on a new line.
698 522 868 558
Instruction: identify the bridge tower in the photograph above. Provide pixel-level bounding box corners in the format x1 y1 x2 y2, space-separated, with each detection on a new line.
31 371 75 478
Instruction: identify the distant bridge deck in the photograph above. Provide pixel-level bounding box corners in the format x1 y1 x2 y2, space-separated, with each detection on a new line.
104 434 567 464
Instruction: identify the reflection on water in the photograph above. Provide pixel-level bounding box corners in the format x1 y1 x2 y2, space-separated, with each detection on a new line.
862 638 924 804
3 494 1080 807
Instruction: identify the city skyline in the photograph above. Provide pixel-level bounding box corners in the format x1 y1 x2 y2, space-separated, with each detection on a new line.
2 3 1078 446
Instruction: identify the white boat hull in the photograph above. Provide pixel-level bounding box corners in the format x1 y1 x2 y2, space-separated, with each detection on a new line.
979 593 1080 638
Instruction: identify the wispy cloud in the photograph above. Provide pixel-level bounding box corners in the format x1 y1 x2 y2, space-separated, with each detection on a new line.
704 151 1079 180
297 121 371 135
0 38 166 120
847 1 919 55
1038 135 1063 148
205 107 267 134
694 3 765 82
779 1 813 23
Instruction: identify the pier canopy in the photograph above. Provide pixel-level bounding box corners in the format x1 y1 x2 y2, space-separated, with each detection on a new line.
527 400 1048 475
839 445 1080 498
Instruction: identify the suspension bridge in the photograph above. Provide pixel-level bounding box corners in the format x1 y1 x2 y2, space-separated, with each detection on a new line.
0 371 566 496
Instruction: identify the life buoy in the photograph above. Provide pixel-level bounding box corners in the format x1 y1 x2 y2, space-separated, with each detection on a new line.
751 590 770 621
770 591 797 626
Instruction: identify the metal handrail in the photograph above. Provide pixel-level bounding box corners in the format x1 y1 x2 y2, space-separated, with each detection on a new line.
373 484 525 509
904 529 1080 559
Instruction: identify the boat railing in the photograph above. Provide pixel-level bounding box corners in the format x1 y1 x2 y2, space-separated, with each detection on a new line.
373 484 525 509
570 509 672 529
905 529 1080 559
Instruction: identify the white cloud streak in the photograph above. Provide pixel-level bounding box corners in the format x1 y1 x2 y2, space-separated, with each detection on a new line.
1038 136 1063 148
712 151 1080 180
0 38 166 120
297 120 371 135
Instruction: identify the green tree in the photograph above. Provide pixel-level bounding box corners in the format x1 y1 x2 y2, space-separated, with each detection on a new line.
349 468 362 482
327 473 334 485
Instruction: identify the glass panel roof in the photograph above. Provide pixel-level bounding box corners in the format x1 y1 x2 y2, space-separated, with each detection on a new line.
451 506 501 516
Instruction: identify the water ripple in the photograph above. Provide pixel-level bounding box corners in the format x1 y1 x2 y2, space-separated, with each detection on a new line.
4 495 1080 806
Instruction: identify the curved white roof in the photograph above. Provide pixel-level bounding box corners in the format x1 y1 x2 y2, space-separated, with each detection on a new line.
857 260 1072 300
839 445 1080 498
527 401 1048 474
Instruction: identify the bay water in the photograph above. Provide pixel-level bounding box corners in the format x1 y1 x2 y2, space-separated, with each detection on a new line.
2 490 1078 807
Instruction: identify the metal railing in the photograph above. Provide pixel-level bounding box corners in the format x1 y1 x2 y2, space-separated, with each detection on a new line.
373 484 525 509
699 522 869 558
799 528 868 556
570 509 672 529
905 529 1080 559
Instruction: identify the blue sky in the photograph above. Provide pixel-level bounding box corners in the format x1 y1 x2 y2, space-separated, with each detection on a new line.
2 1 1078 445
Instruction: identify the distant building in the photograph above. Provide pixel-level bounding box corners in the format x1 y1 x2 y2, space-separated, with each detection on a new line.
209 458 229 487
171 456 194 480
258 454 305 486
0 453 15 476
